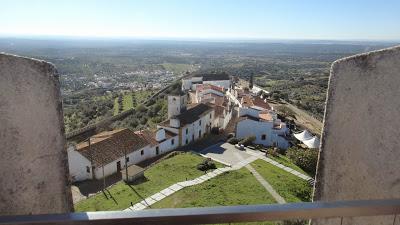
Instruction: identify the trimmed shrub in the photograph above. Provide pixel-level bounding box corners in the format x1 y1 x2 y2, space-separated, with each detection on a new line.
266 148 279 157
286 146 318 175
227 137 239 145
196 158 217 171
238 136 256 146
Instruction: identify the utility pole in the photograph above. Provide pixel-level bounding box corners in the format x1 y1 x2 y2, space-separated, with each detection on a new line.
87 136 105 190
102 163 105 191
87 137 95 180
124 148 128 182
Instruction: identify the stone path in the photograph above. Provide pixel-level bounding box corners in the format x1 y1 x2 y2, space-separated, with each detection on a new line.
244 149 314 182
245 164 286 203
124 156 258 211
233 152 286 204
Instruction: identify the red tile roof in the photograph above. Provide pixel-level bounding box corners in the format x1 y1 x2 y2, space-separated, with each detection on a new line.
135 129 177 147
253 96 271 110
196 84 225 93
241 95 270 110
76 129 149 167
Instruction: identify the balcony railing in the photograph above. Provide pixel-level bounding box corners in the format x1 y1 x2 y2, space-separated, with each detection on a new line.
1 199 399 225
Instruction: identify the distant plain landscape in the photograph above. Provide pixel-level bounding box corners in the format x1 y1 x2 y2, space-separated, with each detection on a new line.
0 38 397 133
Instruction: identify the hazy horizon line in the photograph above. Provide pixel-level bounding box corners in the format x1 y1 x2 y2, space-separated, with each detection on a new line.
1 34 400 44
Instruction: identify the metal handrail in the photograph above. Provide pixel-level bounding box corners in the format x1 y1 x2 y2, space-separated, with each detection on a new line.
1 199 399 225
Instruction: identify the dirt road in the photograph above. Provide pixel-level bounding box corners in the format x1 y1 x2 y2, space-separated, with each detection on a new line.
271 101 323 135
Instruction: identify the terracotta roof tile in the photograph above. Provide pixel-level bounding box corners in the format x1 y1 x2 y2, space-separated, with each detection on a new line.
76 129 149 167
135 130 158 147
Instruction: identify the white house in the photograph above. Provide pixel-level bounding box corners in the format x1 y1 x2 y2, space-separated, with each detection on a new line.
67 129 150 182
135 129 179 156
158 103 215 146
182 73 231 91
195 84 225 103
214 104 233 130
67 127 179 182
236 110 289 149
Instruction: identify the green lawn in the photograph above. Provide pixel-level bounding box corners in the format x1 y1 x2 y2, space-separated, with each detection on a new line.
75 152 222 212
152 168 277 209
251 160 312 203
268 154 309 176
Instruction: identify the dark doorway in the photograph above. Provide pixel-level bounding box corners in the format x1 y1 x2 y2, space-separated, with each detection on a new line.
116 161 121 172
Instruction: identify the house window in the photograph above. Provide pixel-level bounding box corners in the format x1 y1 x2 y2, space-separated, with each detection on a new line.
261 134 266 140
86 166 90 173
141 150 144 155
199 120 202 125
126 157 129 162
171 139 175 145
186 128 188 134
156 146 159 155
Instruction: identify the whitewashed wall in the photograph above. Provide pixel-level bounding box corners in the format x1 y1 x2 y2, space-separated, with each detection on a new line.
157 125 179 135
203 80 230 89
67 146 92 182
181 79 192 90
181 111 214 145
149 135 179 156
238 107 261 118
236 119 289 149
93 145 150 179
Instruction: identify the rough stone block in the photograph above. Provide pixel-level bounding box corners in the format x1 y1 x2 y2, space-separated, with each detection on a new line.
313 46 400 225
0 53 72 215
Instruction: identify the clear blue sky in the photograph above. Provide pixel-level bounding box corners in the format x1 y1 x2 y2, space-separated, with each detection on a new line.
1 0 399 40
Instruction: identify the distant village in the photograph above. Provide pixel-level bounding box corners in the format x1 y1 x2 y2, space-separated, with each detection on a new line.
68 72 319 182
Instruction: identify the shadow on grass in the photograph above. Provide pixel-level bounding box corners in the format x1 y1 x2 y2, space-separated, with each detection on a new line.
103 189 118 205
126 181 152 209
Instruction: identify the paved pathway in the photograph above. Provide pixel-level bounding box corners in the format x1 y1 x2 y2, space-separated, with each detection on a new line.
245 164 286 203
233 152 286 204
200 142 253 166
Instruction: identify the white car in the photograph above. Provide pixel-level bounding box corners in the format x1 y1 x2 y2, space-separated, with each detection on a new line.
235 144 245 150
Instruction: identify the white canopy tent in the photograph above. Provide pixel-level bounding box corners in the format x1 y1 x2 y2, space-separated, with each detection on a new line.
294 130 313 141
303 136 320 149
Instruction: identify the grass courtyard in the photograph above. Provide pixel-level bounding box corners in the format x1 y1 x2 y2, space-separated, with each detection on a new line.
75 152 221 212
251 159 312 202
268 154 309 176
152 168 277 209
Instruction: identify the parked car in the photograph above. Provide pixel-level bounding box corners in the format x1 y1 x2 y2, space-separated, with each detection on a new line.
235 144 245 150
